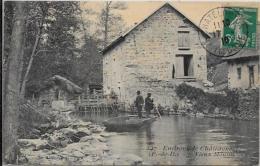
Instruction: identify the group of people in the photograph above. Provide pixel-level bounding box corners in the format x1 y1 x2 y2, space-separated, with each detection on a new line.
135 90 154 118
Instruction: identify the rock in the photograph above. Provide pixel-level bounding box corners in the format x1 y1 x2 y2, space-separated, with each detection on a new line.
187 113 196 117
37 123 52 133
196 112 204 117
70 121 92 129
18 139 48 150
80 156 96 164
203 80 214 87
48 139 61 148
77 127 91 135
214 107 220 114
48 133 66 144
97 137 107 143
91 127 103 133
102 159 116 165
75 131 89 138
114 154 143 165
70 135 81 143
80 136 94 142
228 114 235 120
45 154 62 160
67 128 90 142
42 149 49 153
203 109 209 114
66 127 92 143
100 132 117 137
49 149 59 155
70 150 85 158
60 140 69 147
18 154 28 164
60 127 77 137
39 123 51 128
41 133 50 139
31 128 41 135
18 139 31 148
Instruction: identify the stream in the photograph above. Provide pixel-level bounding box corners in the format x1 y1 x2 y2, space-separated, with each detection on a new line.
74 112 259 165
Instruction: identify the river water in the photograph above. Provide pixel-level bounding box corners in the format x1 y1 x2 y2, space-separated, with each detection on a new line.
75 112 259 165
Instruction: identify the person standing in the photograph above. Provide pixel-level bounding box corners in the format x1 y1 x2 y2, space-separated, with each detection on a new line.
145 93 154 116
135 90 144 118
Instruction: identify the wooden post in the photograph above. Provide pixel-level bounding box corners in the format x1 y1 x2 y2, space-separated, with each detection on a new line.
156 108 162 120
58 90 61 100
78 95 81 104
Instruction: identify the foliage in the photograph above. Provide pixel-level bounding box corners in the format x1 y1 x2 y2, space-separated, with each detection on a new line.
95 1 127 48
175 83 205 100
21 2 82 97
4 1 105 98
175 83 239 112
71 37 102 88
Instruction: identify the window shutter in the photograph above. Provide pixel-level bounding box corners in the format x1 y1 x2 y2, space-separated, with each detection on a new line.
178 31 190 48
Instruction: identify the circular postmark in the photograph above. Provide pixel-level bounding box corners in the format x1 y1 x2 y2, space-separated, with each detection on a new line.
198 7 249 57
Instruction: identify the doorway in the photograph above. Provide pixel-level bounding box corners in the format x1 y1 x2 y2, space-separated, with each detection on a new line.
175 54 194 77
183 55 193 76
248 66 254 88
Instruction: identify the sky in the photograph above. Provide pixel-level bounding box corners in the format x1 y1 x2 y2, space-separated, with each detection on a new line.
81 1 260 28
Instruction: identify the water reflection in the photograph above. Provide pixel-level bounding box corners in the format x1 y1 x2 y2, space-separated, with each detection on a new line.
75 113 259 165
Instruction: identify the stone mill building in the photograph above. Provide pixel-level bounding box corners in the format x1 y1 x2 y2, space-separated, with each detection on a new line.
102 3 210 106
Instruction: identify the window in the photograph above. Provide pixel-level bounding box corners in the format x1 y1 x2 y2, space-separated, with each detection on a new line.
178 31 190 48
237 67 241 79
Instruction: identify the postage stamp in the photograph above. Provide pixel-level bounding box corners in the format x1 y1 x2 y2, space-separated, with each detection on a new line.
198 7 258 57
222 7 258 49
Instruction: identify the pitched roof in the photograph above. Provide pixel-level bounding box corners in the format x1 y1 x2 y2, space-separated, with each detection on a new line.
102 2 210 55
222 49 259 60
41 75 83 94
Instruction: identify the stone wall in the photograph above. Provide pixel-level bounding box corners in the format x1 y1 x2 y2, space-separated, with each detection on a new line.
103 4 208 103
122 77 182 107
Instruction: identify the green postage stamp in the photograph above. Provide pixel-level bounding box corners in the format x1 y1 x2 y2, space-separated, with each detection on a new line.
223 7 258 48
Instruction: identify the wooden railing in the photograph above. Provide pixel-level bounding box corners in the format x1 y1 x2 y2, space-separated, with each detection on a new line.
19 99 50 121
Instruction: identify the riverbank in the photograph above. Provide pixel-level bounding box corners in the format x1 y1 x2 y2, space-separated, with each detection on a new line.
174 83 259 121
17 109 144 165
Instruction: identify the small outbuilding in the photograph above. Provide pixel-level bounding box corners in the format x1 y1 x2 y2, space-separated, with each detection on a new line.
37 75 83 107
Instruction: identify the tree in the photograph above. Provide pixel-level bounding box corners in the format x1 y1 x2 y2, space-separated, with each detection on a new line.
96 1 127 48
20 2 81 98
3 1 26 163
71 37 102 88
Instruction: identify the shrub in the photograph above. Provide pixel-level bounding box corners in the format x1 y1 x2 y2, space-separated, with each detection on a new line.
175 83 239 112
175 83 205 100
